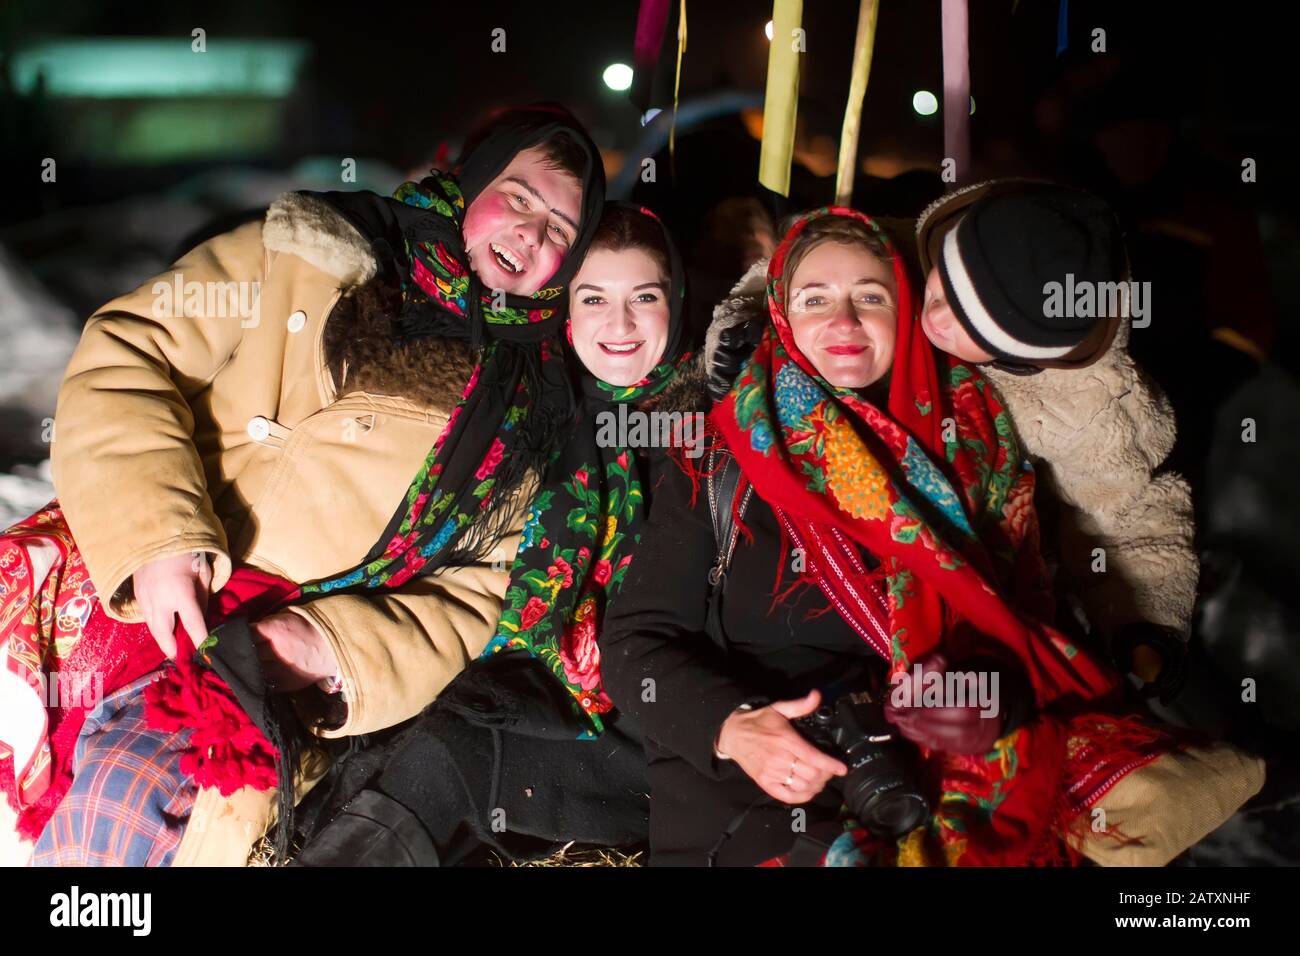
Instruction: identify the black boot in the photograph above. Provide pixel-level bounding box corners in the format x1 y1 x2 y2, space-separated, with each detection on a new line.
291 790 440 867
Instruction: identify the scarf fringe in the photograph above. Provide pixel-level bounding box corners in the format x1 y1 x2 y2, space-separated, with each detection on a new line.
668 418 727 510
1026 710 1178 866
142 663 280 797
0 754 54 842
768 514 809 615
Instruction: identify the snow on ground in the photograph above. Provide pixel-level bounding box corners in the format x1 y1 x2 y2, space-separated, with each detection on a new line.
0 245 79 464
0 460 55 530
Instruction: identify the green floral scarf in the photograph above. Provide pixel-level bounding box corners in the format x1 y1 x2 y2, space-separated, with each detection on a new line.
482 204 691 737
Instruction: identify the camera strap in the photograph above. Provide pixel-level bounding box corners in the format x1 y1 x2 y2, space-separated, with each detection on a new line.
705 798 765 867
704 798 839 867
704 444 753 651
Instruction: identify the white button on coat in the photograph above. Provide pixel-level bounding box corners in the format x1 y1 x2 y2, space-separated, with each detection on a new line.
287 310 307 333
246 416 271 441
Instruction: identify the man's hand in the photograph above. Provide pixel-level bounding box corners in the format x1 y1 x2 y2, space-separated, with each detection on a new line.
251 612 340 693
133 551 213 658
1115 622 1188 704
706 316 765 401
883 652 1006 754
716 689 848 804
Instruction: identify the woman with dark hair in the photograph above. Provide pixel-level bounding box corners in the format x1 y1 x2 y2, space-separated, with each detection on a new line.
292 203 708 865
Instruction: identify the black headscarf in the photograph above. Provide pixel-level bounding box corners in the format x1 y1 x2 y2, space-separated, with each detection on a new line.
294 105 607 595
479 203 693 736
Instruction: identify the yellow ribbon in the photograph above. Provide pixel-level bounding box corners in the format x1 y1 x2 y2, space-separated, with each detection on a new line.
759 0 803 196
670 0 688 173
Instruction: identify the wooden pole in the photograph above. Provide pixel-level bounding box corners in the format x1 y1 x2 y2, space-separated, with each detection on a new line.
834 0 881 206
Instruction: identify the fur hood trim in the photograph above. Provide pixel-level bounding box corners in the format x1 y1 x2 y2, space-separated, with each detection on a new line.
704 256 770 375
263 191 378 289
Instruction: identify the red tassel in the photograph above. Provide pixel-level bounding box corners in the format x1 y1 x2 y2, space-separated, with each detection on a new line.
142 659 279 797
139 578 295 797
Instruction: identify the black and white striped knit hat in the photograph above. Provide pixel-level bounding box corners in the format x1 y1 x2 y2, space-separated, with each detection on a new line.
916 180 1125 370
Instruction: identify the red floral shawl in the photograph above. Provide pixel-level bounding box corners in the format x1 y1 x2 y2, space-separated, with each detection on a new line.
0 503 296 840
711 207 1168 865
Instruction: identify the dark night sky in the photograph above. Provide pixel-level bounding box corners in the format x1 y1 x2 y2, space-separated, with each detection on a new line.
2 0 1290 167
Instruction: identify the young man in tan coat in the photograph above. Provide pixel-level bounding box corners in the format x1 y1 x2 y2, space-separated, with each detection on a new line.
1 106 605 866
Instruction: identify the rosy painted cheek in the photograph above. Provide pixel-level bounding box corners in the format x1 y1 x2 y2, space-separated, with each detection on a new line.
462 194 510 250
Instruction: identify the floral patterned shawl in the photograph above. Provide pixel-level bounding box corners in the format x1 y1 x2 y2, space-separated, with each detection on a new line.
712 207 1170 865
481 205 693 737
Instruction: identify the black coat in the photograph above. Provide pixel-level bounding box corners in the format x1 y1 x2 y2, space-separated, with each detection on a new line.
600 449 882 865
292 371 716 866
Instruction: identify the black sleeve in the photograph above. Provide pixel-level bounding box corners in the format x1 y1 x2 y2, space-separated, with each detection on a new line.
600 454 761 778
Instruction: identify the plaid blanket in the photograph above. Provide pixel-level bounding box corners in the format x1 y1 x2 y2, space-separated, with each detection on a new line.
31 673 195 867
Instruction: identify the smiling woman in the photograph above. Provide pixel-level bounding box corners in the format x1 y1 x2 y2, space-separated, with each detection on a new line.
567 205 674 386
783 215 898 389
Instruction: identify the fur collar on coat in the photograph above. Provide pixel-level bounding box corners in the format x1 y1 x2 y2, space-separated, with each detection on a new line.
263 191 475 410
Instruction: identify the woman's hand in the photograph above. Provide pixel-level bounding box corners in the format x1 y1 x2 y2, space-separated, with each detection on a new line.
133 551 213 658
716 690 848 805
251 612 340 692
883 652 1006 754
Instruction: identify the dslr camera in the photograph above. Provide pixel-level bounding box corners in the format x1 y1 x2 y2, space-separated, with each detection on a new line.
791 684 929 839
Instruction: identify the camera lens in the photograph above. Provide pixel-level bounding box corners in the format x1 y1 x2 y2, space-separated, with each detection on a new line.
842 750 930 839
864 790 929 838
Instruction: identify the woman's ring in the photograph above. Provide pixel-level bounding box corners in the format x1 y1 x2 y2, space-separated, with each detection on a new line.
783 758 800 787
